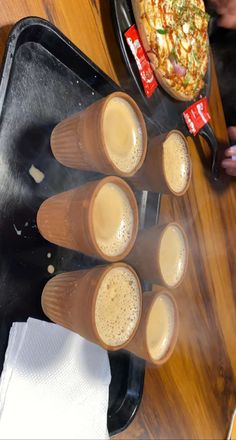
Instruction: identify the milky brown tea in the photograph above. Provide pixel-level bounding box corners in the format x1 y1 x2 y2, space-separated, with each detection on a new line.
163 131 191 194
92 181 134 258
51 91 147 177
95 265 141 347
146 294 176 361
159 223 187 288
41 263 142 351
125 290 179 365
102 96 144 174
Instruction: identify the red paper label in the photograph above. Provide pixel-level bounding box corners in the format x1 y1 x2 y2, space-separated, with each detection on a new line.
183 97 211 136
125 25 158 98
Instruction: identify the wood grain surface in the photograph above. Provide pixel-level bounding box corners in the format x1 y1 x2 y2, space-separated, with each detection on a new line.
0 1 235 439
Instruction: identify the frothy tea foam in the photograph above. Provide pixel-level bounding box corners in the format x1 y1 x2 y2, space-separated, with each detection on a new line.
163 133 190 193
147 294 175 360
95 267 141 346
159 225 187 287
103 97 143 174
92 182 134 257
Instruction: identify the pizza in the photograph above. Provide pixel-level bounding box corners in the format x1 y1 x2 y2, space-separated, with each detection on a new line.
131 0 209 101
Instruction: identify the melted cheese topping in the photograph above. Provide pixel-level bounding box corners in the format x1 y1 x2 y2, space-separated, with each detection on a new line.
142 0 209 98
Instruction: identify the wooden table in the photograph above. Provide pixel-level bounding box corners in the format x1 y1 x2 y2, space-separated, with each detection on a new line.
0 1 235 439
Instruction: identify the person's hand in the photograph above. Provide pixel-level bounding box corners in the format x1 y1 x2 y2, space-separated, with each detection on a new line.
212 0 236 28
221 127 236 176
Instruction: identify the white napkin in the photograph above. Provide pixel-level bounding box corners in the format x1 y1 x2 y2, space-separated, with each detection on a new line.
0 318 111 440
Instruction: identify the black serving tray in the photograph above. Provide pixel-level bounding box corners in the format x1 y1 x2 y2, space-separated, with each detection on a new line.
0 17 161 436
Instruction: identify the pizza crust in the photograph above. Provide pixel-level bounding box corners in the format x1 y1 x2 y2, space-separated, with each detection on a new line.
131 0 209 102
131 0 153 59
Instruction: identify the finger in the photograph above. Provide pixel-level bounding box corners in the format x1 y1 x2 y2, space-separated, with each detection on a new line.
212 0 228 6
228 126 236 141
218 14 236 29
216 0 236 14
224 146 236 157
216 6 227 14
226 168 236 176
225 0 236 13
221 159 236 168
217 7 236 15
